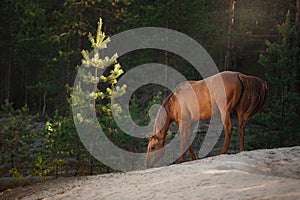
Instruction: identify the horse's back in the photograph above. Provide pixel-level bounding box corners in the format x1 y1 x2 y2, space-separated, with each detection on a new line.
169 71 261 122
203 71 243 112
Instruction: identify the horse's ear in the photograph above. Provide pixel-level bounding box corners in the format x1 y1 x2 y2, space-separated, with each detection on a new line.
146 133 153 139
152 135 160 140
146 134 161 140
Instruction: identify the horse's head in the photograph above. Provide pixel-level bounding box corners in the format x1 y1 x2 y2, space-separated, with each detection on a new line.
145 135 165 168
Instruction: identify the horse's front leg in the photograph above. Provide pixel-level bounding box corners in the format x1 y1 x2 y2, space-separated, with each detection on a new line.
189 146 197 160
177 122 196 163
177 154 186 164
220 110 233 154
177 130 187 164
177 146 197 163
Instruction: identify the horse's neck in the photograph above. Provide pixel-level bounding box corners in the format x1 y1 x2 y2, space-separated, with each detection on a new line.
154 112 172 141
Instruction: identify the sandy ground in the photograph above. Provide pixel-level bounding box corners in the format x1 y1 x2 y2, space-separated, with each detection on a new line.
1 146 299 200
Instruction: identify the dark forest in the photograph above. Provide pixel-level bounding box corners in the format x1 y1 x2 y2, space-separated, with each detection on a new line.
0 0 299 188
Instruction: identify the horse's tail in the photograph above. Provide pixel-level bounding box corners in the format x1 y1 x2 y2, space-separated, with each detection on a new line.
237 73 267 120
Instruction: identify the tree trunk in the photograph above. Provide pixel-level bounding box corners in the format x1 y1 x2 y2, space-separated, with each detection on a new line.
7 20 14 102
89 155 94 175
67 39 71 86
164 1 170 99
292 0 300 95
224 0 236 71
42 91 47 116
177 0 182 31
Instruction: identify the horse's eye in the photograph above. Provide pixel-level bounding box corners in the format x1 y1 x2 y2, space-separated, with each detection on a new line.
151 145 155 150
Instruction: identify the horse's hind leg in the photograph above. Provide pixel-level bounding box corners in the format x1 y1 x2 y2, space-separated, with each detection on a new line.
238 119 245 152
236 106 245 152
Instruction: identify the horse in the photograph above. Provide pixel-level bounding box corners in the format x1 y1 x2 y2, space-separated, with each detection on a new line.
145 71 267 168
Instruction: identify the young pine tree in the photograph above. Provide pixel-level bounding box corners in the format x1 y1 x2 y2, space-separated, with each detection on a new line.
253 11 300 149
72 18 126 174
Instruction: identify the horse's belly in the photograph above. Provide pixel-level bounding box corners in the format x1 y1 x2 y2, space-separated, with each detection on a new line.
199 102 218 120
200 112 211 120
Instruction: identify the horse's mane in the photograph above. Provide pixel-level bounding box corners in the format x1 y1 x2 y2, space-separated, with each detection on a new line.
152 93 174 137
162 93 173 113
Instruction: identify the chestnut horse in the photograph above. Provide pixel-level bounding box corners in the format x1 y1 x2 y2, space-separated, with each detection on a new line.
145 71 267 167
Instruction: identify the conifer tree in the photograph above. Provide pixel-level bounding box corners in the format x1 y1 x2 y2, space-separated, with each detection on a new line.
72 18 126 174
252 11 300 148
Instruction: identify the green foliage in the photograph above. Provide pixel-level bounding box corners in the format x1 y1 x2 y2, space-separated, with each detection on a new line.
8 168 20 178
0 0 294 114
228 129 239 153
32 154 52 177
73 18 126 135
249 12 300 149
0 100 38 177
73 18 126 112
129 91 164 127
72 18 128 174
